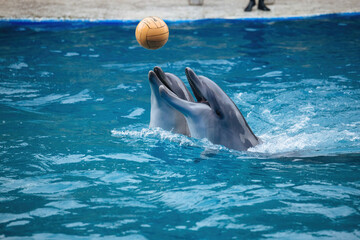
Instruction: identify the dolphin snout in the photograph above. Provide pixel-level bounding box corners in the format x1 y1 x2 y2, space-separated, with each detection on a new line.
185 68 206 103
154 66 166 81
185 67 198 81
148 70 160 86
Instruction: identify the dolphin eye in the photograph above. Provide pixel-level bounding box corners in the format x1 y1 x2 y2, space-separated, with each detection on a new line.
215 109 223 118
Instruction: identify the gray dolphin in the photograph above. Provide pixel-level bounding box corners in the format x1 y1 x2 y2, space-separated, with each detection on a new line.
159 67 261 151
149 66 194 136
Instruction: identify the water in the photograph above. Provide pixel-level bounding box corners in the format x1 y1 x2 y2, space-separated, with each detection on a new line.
0 15 360 239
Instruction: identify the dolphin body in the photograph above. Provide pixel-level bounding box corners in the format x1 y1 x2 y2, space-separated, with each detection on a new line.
148 67 194 136
159 67 261 151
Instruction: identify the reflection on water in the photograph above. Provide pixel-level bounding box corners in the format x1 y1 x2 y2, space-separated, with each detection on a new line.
0 16 360 239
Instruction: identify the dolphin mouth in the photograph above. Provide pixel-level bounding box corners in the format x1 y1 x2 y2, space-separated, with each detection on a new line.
153 66 176 94
185 67 210 107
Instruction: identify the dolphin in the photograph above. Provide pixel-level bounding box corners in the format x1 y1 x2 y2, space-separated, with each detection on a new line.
159 67 261 151
148 66 194 136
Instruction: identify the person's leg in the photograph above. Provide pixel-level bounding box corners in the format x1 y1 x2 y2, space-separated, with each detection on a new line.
258 0 270 11
244 0 256 12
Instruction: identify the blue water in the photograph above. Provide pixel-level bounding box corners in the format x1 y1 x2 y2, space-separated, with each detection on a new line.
0 15 360 239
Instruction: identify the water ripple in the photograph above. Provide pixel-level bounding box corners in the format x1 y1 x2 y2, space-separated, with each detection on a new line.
266 202 356 219
264 230 360 240
1 17 360 239
294 184 360 199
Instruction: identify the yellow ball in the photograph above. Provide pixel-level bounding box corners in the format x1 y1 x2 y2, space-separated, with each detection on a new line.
135 16 169 50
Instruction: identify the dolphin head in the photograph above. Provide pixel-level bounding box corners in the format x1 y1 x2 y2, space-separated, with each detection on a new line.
160 67 260 151
159 67 236 120
148 67 193 136
185 67 231 119
149 66 194 102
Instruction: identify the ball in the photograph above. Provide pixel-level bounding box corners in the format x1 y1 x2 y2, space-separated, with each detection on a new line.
135 16 169 50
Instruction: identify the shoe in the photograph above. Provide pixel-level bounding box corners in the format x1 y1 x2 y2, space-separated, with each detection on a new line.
258 0 270 11
244 0 256 12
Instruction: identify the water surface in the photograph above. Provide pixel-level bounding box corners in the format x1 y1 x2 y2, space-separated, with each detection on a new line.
0 16 360 239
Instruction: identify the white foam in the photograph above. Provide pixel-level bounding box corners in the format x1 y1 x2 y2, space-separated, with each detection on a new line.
64 52 79 57
249 129 360 156
8 62 28 69
288 116 311 133
111 127 196 147
64 222 89 228
39 71 53 77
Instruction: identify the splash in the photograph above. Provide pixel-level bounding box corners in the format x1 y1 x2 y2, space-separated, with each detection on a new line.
111 127 196 147
249 129 360 157
111 127 226 152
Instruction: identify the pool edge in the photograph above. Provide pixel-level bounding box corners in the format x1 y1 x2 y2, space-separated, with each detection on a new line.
0 11 359 24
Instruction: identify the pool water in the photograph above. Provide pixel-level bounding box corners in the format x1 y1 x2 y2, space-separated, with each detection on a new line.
0 15 360 239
